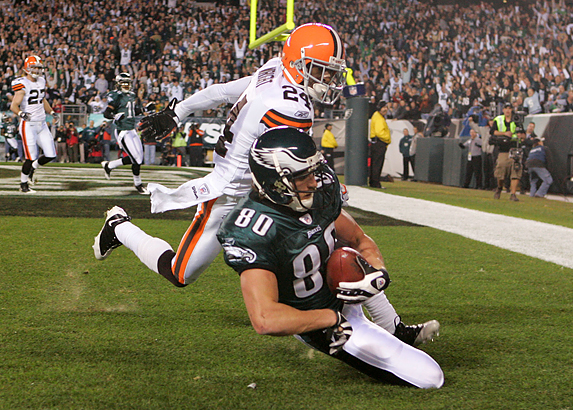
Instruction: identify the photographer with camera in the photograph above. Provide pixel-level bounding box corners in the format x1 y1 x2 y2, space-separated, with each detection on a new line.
490 102 523 201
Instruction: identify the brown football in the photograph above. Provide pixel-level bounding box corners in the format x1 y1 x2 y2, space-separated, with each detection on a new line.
325 247 365 294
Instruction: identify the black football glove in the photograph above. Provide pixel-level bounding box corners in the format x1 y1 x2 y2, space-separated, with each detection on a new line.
336 255 390 304
459 142 466 149
139 98 178 142
325 310 353 355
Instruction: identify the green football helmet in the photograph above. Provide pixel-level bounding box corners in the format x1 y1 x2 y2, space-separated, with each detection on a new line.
115 72 132 93
249 126 336 212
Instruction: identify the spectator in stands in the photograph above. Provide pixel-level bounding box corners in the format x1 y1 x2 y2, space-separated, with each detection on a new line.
523 88 542 115
98 121 112 162
56 124 69 163
80 120 98 164
66 122 80 163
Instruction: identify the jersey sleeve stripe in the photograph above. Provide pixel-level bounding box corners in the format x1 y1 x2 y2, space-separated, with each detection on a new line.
12 84 25 92
261 109 313 130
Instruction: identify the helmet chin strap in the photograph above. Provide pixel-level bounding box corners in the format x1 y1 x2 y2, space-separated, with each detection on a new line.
288 194 314 212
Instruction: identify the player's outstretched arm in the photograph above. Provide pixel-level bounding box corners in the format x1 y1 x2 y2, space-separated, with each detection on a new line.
173 76 252 119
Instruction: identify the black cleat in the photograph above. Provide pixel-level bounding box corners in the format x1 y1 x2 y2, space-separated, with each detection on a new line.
135 184 150 195
93 206 131 260
394 318 440 346
28 167 36 185
102 161 112 180
19 182 36 193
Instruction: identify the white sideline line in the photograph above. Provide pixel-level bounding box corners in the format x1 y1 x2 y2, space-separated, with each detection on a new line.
346 186 573 269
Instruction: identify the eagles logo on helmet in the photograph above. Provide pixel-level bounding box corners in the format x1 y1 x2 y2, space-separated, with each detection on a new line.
24 56 45 79
249 126 337 213
281 23 346 105
116 73 133 93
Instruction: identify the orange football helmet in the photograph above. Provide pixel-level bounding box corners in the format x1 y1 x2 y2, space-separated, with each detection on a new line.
282 23 346 104
24 55 45 79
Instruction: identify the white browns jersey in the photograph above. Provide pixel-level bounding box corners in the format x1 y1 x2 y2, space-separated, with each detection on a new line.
213 57 314 196
11 76 47 122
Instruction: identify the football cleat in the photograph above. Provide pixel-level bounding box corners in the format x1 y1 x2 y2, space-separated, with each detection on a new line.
394 318 440 347
135 184 149 195
19 182 36 193
93 206 131 260
28 167 36 185
102 161 112 180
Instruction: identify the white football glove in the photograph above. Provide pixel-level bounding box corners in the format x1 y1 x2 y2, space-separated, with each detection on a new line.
18 111 31 121
325 310 353 355
51 112 60 125
114 112 125 122
336 255 390 304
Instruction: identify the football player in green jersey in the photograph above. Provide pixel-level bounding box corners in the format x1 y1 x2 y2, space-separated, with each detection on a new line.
216 127 443 388
101 73 149 194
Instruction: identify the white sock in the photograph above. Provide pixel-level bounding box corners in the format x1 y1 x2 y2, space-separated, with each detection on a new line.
32 160 39 169
108 158 124 169
363 291 399 334
115 222 173 274
20 173 28 183
133 175 142 185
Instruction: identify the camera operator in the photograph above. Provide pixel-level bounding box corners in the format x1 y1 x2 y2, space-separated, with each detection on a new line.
490 102 523 201
526 137 553 198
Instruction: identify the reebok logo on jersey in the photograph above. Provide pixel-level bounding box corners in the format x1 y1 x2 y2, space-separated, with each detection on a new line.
294 111 309 118
306 225 322 239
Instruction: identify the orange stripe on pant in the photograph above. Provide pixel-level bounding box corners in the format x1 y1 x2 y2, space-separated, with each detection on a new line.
21 122 32 160
173 198 217 284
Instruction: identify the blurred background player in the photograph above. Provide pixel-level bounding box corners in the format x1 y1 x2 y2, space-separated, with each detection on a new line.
101 73 148 194
10 55 59 193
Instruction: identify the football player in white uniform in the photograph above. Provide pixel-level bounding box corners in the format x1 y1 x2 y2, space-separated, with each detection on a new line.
10 56 59 193
93 24 439 346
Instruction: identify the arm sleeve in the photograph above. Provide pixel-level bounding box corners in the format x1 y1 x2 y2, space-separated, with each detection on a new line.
174 76 252 120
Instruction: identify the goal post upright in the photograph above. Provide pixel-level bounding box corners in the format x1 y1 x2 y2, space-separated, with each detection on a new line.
249 0 295 49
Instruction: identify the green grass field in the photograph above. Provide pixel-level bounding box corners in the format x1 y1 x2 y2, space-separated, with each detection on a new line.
1 172 572 409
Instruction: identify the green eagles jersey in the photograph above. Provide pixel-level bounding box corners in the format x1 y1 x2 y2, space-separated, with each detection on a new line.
106 90 138 131
217 179 343 312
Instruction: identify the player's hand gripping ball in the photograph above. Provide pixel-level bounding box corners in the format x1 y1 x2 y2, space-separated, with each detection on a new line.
326 247 390 303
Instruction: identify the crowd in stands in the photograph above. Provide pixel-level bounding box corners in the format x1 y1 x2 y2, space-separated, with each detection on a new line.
2 0 573 123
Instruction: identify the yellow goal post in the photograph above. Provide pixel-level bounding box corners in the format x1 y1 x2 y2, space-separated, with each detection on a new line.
249 0 295 49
